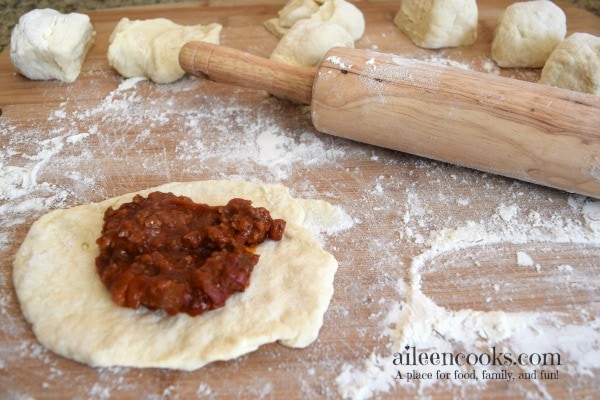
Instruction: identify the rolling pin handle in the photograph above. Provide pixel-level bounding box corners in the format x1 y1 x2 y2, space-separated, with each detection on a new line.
179 40 215 77
179 41 316 105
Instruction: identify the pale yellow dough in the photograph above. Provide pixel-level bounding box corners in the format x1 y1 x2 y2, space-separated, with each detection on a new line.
270 19 354 67
491 1 566 68
540 33 600 96
264 0 364 41
107 18 222 83
13 180 349 370
10 9 95 82
393 0 478 49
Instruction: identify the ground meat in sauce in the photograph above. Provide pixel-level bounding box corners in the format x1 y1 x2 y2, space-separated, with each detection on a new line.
95 191 286 316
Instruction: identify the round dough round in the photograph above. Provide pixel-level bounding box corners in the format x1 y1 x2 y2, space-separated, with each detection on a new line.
540 32 600 96
107 18 222 84
270 19 354 67
13 180 344 370
393 0 478 49
491 1 566 68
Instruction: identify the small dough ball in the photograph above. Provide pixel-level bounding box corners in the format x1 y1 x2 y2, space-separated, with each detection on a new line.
270 19 354 67
311 0 365 41
540 33 600 96
263 0 363 41
10 9 95 82
108 18 222 84
280 0 322 28
263 18 289 39
393 0 478 49
264 0 322 39
491 1 566 68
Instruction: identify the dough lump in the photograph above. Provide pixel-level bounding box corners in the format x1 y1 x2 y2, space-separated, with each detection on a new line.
13 180 348 370
10 8 95 82
310 0 365 41
270 19 354 67
108 18 222 84
264 0 321 38
264 0 364 41
540 33 600 96
491 1 566 68
393 0 478 49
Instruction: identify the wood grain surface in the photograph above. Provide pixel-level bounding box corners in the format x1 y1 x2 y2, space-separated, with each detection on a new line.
1 1 599 399
179 40 600 198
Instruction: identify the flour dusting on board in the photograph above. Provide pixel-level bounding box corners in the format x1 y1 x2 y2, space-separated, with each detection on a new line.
2 61 599 399
336 198 600 399
0 74 356 394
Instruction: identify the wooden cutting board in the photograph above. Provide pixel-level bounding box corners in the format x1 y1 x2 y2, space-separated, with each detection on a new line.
1 1 599 399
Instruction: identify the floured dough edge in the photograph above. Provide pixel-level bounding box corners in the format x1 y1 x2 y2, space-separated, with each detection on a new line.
13 180 349 370
107 18 222 83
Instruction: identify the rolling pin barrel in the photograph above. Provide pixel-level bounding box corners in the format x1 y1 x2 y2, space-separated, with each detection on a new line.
180 42 600 199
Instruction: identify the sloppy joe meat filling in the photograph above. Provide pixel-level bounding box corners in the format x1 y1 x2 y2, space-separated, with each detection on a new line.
95 191 286 316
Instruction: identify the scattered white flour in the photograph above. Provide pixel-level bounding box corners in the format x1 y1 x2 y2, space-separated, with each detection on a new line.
516 251 534 267
481 58 500 74
423 54 472 70
2 54 599 399
582 200 600 232
335 195 600 399
326 55 352 70
497 203 518 222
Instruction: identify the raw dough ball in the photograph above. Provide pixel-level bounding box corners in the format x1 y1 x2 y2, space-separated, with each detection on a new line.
282 0 322 28
108 18 222 84
491 1 566 68
264 0 364 41
13 180 349 370
10 8 95 82
270 19 354 67
264 0 323 38
311 0 365 41
540 33 600 96
263 18 290 39
393 0 478 49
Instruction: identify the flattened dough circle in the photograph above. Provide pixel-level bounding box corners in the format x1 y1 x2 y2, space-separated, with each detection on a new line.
13 180 341 370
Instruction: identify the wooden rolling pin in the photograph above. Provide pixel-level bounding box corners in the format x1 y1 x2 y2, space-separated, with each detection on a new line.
179 41 600 199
